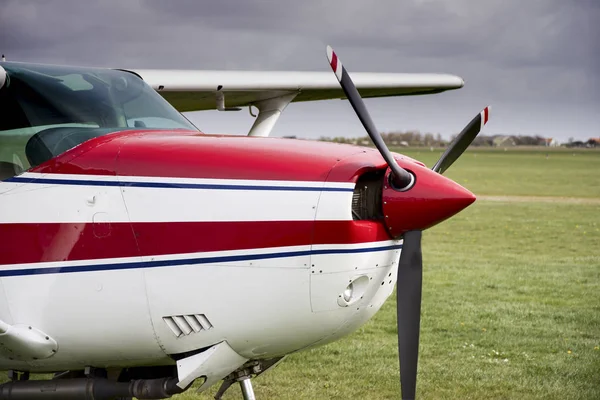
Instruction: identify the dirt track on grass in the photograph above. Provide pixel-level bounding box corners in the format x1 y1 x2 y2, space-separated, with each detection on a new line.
478 195 600 205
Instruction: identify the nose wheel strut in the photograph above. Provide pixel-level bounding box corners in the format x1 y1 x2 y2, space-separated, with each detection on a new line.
214 375 256 400
238 377 256 400
214 358 284 400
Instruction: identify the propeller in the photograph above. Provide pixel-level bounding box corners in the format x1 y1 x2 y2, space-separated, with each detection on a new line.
325 45 489 400
432 106 490 174
396 230 422 400
326 46 414 191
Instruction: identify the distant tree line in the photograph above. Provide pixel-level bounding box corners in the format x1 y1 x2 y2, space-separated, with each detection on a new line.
470 134 548 147
318 130 599 148
566 137 599 148
318 131 447 147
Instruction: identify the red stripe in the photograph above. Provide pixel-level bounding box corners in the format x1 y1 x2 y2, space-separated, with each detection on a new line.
330 52 338 73
483 107 489 124
0 221 391 266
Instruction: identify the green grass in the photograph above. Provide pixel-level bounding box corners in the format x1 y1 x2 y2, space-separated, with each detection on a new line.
393 147 600 198
2 148 600 399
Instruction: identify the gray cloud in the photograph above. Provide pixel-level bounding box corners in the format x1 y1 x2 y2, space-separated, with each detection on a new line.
0 0 598 140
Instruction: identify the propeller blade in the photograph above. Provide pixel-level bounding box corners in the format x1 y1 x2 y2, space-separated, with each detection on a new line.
432 106 490 174
397 230 423 400
326 45 414 190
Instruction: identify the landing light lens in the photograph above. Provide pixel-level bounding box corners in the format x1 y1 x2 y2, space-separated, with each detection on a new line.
343 283 354 302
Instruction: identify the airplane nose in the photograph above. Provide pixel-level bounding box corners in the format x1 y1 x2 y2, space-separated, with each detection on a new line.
381 165 476 238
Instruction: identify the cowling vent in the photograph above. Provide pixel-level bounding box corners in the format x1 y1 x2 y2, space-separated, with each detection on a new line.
163 314 213 338
352 170 385 220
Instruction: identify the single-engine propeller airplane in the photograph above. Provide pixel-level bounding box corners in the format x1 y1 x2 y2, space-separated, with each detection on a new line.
0 46 489 400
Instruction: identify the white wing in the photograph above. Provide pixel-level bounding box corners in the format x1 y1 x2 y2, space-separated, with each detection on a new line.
125 69 464 112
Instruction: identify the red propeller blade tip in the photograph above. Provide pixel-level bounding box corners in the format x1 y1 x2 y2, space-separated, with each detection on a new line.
326 45 343 82
481 106 491 128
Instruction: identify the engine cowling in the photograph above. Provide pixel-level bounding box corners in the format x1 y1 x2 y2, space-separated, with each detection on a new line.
381 161 476 238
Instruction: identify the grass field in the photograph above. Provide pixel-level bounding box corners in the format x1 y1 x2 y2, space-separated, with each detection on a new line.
395 147 600 199
2 148 599 399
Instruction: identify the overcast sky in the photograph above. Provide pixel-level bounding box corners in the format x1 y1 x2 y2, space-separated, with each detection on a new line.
1 0 598 142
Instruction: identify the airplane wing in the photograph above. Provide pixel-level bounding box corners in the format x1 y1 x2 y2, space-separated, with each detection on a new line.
125 70 464 112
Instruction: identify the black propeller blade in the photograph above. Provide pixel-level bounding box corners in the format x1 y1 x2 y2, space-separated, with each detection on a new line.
326 45 422 400
396 230 423 400
432 107 490 174
326 46 414 191
325 45 490 400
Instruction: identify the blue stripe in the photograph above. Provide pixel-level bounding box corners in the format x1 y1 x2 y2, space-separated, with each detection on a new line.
0 245 402 277
5 177 354 192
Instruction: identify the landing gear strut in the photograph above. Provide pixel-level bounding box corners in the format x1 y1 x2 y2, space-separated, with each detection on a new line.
214 364 257 400
214 358 284 400
238 377 255 400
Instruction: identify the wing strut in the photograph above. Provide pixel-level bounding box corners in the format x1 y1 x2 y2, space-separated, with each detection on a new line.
247 93 298 137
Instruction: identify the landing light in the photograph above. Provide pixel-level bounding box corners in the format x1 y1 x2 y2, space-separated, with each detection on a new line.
0 65 6 89
338 275 370 307
343 283 354 302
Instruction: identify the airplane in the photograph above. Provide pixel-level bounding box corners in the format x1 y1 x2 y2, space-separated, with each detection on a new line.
0 46 489 400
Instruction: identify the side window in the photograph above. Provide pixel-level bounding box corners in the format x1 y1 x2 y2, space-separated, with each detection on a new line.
0 62 199 182
0 71 101 179
0 75 32 180
0 127 34 181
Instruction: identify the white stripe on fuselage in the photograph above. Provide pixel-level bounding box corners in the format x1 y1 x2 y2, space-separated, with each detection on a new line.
0 173 354 223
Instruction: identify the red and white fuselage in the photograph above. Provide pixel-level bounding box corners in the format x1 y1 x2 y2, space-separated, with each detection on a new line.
0 128 474 376
0 130 411 372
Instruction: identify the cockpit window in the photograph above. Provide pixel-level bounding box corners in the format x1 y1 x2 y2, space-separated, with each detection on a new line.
0 62 199 178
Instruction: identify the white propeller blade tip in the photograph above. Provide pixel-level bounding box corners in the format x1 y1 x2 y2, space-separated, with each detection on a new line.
480 106 491 129
325 46 343 82
479 106 492 131
326 45 334 62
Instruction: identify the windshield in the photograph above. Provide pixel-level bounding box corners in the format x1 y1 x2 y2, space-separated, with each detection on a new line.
0 62 198 176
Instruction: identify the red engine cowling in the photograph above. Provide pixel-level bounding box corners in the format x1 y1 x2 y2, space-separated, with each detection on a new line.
381 159 476 238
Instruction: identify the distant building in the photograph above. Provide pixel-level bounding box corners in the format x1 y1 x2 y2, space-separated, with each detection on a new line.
545 138 560 147
493 136 516 147
587 138 600 148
